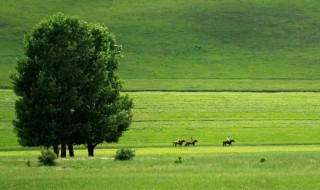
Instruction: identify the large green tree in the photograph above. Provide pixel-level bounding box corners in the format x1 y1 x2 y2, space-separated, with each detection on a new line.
73 19 133 157
11 13 132 157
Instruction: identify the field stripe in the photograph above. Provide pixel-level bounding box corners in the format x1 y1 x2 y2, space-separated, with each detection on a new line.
1 145 320 157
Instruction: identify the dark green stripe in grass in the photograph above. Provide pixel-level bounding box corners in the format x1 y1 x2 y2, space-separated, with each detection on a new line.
122 79 320 92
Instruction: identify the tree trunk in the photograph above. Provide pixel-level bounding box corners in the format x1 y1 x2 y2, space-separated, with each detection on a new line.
61 143 67 158
68 144 74 157
53 145 59 157
87 143 96 157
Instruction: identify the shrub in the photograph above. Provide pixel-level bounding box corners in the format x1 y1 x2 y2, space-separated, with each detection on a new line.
38 149 57 165
260 157 266 163
114 148 135 161
174 156 183 164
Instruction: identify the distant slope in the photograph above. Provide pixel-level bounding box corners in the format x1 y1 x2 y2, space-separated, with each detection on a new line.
1 0 320 90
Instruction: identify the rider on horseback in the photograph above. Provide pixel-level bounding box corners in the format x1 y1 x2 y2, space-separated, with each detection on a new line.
227 136 230 143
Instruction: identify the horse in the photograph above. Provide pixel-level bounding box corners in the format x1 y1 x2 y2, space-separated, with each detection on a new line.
223 139 235 146
173 140 185 147
185 139 198 146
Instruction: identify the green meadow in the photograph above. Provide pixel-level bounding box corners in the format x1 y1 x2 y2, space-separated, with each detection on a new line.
0 146 320 189
1 0 320 90
1 90 320 149
1 0 320 189
1 90 320 189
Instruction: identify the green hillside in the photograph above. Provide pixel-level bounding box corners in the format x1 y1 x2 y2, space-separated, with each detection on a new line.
1 0 320 90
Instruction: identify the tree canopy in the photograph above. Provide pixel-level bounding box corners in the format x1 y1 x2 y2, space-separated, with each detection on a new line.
11 13 133 157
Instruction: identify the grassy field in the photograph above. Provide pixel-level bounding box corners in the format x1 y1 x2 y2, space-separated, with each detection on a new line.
124 79 320 92
1 90 320 149
1 0 320 188
1 0 320 90
0 146 320 189
1 90 320 189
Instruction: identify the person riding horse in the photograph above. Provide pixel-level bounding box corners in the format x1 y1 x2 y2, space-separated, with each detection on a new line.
173 139 185 146
185 139 198 146
223 139 235 146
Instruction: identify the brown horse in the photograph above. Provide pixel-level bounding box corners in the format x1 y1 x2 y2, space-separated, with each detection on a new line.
173 140 185 146
185 139 198 146
223 139 235 146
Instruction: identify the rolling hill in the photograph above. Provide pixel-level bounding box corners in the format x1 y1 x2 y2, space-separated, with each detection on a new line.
1 0 320 91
